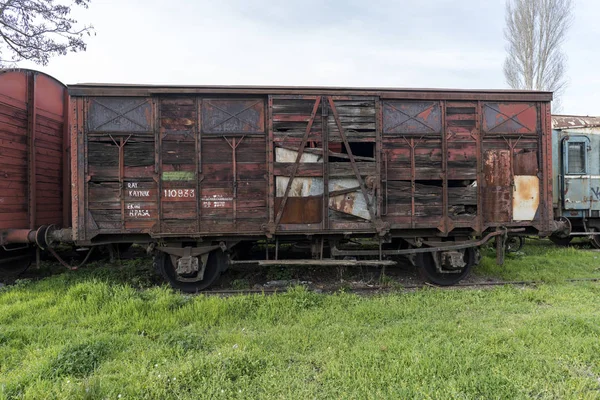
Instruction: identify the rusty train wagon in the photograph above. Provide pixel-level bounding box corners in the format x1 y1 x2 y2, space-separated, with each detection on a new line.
63 84 556 291
0 69 70 274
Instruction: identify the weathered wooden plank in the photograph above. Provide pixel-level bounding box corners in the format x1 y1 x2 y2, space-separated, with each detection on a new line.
202 163 266 182
162 141 196 164
124 141 154 167
202 137 266 163
124 220 155 230
0 138 27 152
384 167 443 181
89 201 121 210
274 162 376 177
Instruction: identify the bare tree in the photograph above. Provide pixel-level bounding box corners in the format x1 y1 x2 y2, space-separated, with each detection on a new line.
0 0 94 67
503 0 573 109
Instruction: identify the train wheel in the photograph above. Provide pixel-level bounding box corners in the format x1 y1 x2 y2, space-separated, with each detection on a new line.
0 247 34 279
505 236 525 253
416 247 476 286
155 250 225 293
549 235 572 246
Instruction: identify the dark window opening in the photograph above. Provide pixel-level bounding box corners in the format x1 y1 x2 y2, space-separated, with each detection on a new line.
329 142 375 162
567 142 586 174
448 179 477 217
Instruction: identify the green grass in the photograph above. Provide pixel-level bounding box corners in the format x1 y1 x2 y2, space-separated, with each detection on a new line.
0 240 599 399
477 238 600 282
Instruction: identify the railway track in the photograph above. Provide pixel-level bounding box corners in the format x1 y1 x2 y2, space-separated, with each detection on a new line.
202 278 600 296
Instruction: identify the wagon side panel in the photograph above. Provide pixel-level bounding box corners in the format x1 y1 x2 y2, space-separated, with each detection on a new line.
0 70 67 234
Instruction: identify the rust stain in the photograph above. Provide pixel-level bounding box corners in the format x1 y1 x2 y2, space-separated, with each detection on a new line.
484 150 511 186
513 175 539 221
419 106 433 120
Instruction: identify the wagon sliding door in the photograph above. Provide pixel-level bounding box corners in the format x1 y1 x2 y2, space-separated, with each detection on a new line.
158 97 267 235
269 95 379 233
481 102 542 224
198 98 267 233
381 101 480 234
85 97 157 237
381 101 445 230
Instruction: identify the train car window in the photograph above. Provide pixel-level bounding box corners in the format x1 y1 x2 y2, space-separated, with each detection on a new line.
88 97 153 133
201 99 265 134
382 101 442 135
562 136 589 176
565 140 587 174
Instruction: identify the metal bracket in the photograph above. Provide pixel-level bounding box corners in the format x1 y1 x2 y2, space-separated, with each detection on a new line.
158 245 219 258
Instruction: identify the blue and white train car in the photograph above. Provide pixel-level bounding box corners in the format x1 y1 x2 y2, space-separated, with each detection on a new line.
552 115 600 247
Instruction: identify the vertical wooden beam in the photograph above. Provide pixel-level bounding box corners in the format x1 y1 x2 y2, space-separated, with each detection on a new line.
196 97 202 232
542 102 553 233
441 100 448 235
62 88 71 229
476 101 484 234
267 96 274 227
410 138 416 229
119 137 125 231
70 97 80 240
157 97 163 234
153 98 161 233
27 72 37 230
322 96 329 230
375 98 382 219
78 98 86 240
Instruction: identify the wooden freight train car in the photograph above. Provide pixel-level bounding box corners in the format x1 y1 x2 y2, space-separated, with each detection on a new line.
0 69 70 274
62 84 555 291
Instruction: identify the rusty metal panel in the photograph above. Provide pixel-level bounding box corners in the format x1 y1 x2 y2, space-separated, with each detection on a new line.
483 149 512 223
382 101 441 134
274 197 322 224
201 99 264 134
88 97 153 133
513 175 540 221
482 103 538 134
514 150 538 175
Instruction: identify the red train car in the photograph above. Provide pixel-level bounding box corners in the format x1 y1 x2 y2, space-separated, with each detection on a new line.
60 83 555 291
0 69 70 274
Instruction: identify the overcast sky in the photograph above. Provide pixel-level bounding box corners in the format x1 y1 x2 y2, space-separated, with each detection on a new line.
19 0 599 115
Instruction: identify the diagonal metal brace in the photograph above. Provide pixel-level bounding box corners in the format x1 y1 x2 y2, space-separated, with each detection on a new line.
327 97 378 227
273 97 322 230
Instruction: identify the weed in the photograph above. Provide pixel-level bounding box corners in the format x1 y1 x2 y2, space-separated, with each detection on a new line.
231 279 251 290
265 265 294 281
46 340 114 378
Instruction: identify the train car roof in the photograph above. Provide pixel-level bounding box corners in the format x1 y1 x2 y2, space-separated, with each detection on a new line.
552 115 600 130
68 83 553 102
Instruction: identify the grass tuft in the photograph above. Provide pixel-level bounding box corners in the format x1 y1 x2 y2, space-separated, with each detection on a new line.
46 340 115 379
